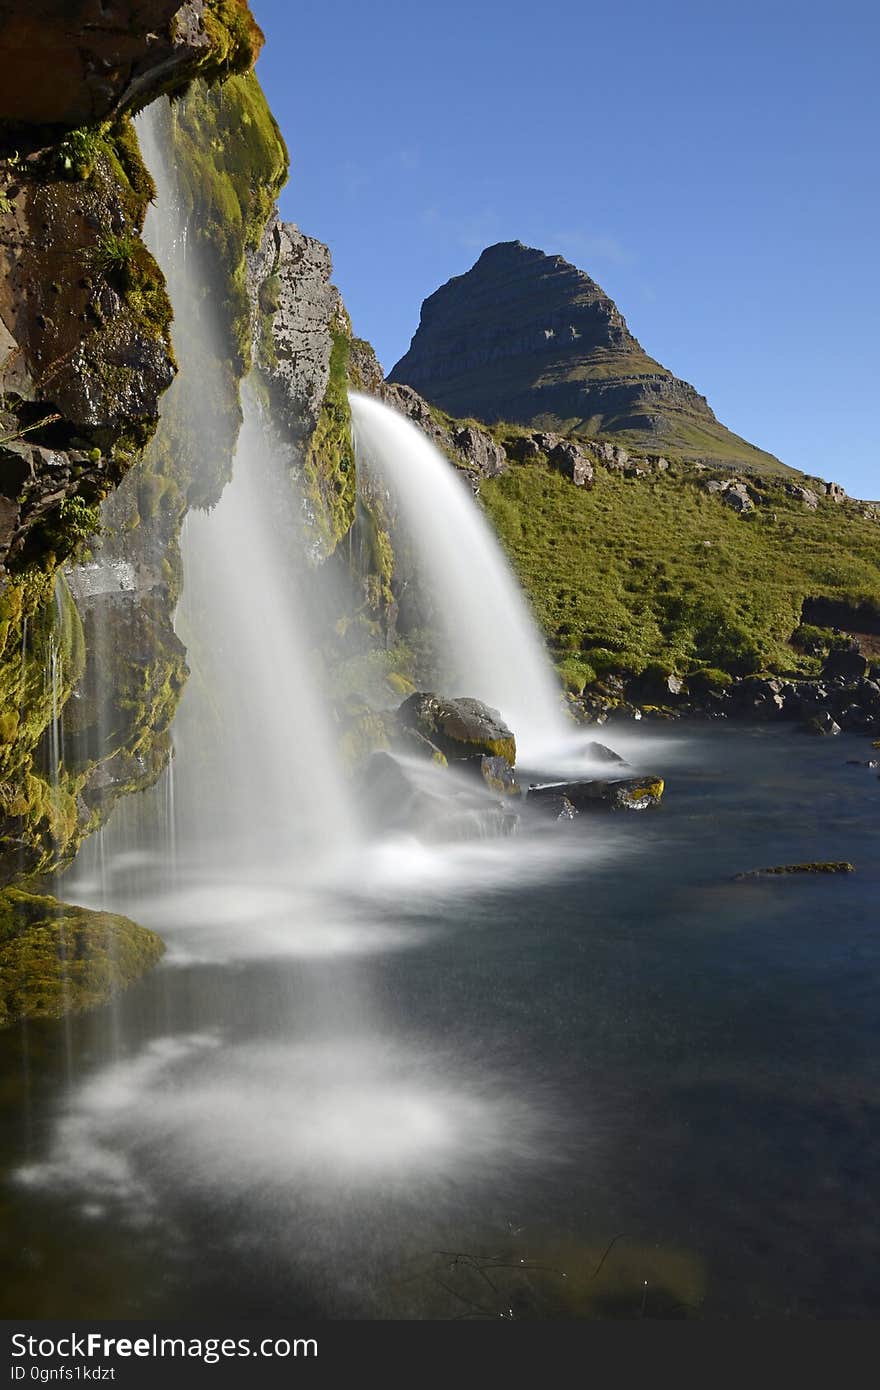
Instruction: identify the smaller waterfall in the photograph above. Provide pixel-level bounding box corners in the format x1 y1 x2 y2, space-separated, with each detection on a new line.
349 392 569 762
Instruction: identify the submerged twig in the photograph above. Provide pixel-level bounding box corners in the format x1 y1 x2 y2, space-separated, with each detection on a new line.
591 1232 625 1279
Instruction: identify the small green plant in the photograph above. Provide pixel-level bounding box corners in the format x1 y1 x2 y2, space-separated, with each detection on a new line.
93 231 139 276
57 495 101 546
54 125 103 180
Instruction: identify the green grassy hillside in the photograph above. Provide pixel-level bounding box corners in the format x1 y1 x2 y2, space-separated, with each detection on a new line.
479 461 880 690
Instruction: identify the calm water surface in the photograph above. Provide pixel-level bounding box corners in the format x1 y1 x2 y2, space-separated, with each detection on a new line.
1 724 877 1319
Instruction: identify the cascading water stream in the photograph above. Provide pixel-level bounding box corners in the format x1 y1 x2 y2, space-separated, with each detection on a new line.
168 381 359 874
349 392 570 764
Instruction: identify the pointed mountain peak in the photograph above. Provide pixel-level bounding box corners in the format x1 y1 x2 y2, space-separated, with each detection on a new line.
390 243 784 473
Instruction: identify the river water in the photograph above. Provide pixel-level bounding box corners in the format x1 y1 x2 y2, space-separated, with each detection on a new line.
1 723 877 1319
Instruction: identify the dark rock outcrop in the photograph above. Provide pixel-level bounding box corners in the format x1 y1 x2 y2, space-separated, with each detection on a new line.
586 740 627 764
389 240 788 473
801 596 880 636
702 477 755 513
0 2 272 575
786 483 820 509
249 218 359 558
397 691 516 765
0 122 175 574
529 790 578 821
252 221 348 445
0 1 262 132
479 753 520 797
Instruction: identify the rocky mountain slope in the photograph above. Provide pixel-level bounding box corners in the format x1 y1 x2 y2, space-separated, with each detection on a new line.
389 240 790 475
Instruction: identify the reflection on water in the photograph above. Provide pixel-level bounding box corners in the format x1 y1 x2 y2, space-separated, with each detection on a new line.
16 1033 549 1204
2 724 880 1318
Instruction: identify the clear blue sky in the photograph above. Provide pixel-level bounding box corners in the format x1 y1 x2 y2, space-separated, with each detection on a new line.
251 0 878 497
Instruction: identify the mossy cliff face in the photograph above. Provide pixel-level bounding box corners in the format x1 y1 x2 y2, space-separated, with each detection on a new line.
159 71 287 506
0 0 267 574
0 570 87 883
0 886 164 1027
0 117 174 573
0 3 285 885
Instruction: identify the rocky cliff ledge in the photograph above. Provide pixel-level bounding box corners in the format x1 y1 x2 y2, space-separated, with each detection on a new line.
0 1 261 131
389 240 789 475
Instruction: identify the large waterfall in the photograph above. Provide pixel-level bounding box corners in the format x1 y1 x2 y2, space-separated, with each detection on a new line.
66 105 359 950
349 391 570 763
168 389 358 872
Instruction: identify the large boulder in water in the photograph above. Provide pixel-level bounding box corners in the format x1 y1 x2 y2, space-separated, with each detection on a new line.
397 693 516 765
527 775 664 812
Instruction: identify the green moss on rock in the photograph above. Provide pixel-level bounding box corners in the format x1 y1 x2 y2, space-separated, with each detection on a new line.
198 0 265 83
168 71 288 377
302 331 358 555
0 887 164 1027
0 572 88 883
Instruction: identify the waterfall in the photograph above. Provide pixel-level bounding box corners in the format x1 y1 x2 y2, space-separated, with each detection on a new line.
168 382 358 872
137 104 356 877
67 100 356 917
349 392 569 762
